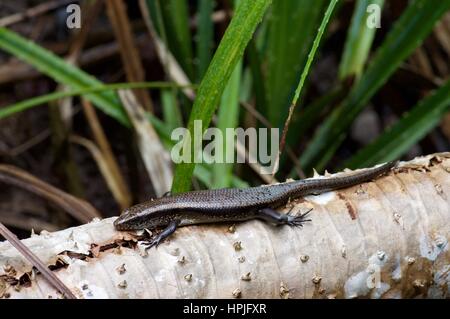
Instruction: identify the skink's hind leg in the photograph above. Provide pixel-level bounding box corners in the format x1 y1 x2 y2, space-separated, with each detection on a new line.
143 220 179 250
257 207 312 227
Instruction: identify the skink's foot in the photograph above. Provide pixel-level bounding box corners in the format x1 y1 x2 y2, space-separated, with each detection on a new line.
286 208 312 227
142 237 162 251
257 207 312 227
141 219 180 251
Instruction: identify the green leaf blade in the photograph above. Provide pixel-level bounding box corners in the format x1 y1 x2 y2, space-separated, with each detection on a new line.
339 0 384 80
196 0 215 82
0 27 130 126
171 0 272 193
160 0 195 79
265 0 327 126
213 60 243 188
300 0 450 172
345 80 450 168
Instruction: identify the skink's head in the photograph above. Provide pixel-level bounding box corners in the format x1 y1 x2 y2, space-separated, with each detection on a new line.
114 200 171 231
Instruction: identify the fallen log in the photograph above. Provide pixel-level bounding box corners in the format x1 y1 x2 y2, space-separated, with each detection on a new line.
0 153 449 299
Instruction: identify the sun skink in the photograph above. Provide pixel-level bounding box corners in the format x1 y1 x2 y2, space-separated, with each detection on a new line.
114 161 397 249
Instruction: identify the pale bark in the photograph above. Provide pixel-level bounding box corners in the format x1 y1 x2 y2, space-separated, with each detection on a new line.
1 153 449 299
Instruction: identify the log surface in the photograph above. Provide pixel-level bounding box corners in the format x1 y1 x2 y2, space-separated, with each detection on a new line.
0 153 449 299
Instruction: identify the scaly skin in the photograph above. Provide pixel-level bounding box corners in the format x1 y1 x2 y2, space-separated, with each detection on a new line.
114 161 397 248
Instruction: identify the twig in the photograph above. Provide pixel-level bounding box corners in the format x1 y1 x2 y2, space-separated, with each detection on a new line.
0 165 101 223
0 222 76 299
7 129 50 157
119 90 173 196
81 99 132 209
106 0 154 111
70 133 131 210
0 0 76 27
0 213 58 233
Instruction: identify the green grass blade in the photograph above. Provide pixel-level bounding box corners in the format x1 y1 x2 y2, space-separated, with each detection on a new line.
0 27 129 126
344 80 450 168
339 0 384 80
195 165 249 189
196 0 214 82
193 165 215 188
293 84 347 139
265 0 327 126
247 39 268 118
147 111 179 145
213 60 243 188
300 0 450 173
147 113 248 188
275 0 337 174
290 0 338 107
0 82 190 120
144 0 194 78
161 89 183 131
160 0 195 79
239 67 253 103
283 84 348 173
247 15 269 118
171 0 272 193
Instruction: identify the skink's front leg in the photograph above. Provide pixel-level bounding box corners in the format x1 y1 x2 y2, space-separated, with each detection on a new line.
257 207 312 227
144 220 180 250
